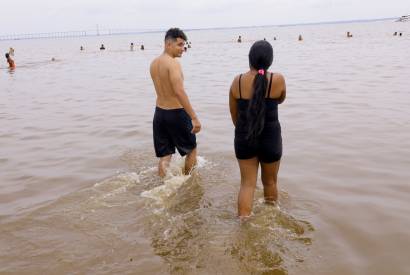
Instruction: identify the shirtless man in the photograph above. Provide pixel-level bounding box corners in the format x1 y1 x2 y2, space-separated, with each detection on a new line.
150 28 201 178
5 53 15 69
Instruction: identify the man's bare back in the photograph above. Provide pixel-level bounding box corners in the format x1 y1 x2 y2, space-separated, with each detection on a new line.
150 54 183 109
149 34 200 132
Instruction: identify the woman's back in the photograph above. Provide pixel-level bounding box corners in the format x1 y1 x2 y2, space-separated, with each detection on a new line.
233 72 286 131
231 72 285 101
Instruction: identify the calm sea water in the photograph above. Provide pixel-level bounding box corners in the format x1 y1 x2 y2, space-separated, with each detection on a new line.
1 20 410 274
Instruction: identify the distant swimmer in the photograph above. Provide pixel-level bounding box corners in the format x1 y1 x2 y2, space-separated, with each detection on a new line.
5 53 15 69
150 28 201 177
274 37 277 41
347 31 353 38
394 32 398 36
263 37 266 41
80 46 84 51
140 44 145 50
130 42 134 51
51 57 56 61
399 32 403 37
100 44 105 50
237 35 242 43
8 47 15 56
298 34 303 41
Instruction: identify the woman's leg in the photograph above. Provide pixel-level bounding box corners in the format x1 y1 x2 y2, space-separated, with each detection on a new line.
237 157 259 217
260 160 280 203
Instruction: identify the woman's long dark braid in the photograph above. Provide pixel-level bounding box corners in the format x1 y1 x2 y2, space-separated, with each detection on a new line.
246 40 273 142
246 72 268 141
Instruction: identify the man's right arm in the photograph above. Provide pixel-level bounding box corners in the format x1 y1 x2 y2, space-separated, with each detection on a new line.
169 60 201 134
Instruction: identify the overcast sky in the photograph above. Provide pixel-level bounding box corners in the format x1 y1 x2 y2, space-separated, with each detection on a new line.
1 0 408 34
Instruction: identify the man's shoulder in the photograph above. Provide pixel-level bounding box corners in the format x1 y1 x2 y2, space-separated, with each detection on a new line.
150 56 161 66
164 57 181 73
153 55 179 68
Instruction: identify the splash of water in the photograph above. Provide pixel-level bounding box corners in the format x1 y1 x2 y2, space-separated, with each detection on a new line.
140 156 208 204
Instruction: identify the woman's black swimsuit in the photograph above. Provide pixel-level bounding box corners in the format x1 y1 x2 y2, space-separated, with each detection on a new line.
234 73 282 163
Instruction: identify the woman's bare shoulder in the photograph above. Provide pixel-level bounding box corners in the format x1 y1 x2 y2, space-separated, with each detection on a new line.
272 72 285 81
231 74 243 89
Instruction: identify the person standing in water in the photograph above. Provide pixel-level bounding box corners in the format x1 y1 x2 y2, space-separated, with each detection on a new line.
229 40 286 218
150 28 201 178
5 53 15 69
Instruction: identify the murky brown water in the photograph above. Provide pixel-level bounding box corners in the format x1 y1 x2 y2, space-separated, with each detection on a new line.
1 20 410 274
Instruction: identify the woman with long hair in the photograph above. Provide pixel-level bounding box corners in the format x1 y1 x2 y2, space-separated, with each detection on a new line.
229 40 286 218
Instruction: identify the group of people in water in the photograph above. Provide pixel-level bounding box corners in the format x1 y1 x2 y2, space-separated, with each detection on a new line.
153 27 405 219
4 42 150 69
151 28 286 218
4 26 406 217
79 43 146 51
236 31 406 43
239 33 344 42
5 29 406 70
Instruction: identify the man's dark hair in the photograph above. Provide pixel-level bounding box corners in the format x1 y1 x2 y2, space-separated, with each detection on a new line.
5 53 10 58
165 28 187 42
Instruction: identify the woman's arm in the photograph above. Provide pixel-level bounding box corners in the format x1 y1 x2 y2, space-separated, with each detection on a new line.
277 73 286 104
229 78 238 127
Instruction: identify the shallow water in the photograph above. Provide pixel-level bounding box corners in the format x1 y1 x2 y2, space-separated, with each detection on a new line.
1 20 410 274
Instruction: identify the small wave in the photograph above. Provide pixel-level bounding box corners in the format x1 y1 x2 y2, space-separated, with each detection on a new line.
140 156 208 204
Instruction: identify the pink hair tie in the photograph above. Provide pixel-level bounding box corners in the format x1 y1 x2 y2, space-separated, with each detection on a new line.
258 69 265 75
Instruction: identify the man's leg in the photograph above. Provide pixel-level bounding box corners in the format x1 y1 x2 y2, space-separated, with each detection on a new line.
184 148 197 175
158 154 172 178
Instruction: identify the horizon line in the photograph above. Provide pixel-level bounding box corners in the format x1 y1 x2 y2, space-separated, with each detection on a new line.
0 16 399 41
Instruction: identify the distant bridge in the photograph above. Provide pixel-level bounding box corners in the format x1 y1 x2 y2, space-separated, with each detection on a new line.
0 29 161 41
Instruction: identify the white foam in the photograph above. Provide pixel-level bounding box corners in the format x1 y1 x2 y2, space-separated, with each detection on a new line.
140 155 209 203
140 174 191 202
93 170 144 188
